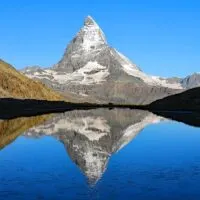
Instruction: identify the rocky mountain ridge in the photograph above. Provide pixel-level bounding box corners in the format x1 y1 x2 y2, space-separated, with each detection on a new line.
22 16 185 104
180 73 200 89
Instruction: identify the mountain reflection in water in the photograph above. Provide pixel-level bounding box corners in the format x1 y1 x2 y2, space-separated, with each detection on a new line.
0 109 161 184
0 108 200 186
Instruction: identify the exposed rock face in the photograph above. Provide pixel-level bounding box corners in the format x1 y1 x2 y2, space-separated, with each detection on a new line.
163 73 200 89
181 73 200 89
24 108 163 184
22 16 183 104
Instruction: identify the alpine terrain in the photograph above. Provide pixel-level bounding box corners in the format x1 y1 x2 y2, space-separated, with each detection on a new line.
162 73 200 89
0 59 61 100
22 16 185 104
180 73 200 89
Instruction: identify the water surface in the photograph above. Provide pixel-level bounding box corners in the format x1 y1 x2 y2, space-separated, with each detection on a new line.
0 109 200 200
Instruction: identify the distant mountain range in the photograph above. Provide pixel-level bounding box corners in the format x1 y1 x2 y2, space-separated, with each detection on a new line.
23 16 200 105
158 74 200 89
180 73 200 89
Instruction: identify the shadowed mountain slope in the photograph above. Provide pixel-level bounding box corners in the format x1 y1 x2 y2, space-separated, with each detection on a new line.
149 87 200 111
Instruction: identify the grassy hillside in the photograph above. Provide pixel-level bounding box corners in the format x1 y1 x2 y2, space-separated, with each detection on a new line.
0 59 62 100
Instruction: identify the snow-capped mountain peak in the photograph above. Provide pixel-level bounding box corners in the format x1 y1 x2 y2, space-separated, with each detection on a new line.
84 15 100 27
80 15 107 51
22 16 184 104
51 15 108 73
68 15 107 54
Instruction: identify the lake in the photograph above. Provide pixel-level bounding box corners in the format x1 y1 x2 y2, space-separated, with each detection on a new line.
0 109 200 200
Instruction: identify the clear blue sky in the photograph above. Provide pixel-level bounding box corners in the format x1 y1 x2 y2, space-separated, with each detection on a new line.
0 0 200 77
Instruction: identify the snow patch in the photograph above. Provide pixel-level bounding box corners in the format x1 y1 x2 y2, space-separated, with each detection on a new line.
151 76 182 89
23 62 109 85
80 17 107 52
68 61 109 84
114 49 183 89
115 50 159 85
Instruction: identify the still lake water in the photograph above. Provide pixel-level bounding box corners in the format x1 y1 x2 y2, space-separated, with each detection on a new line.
0 109 200 200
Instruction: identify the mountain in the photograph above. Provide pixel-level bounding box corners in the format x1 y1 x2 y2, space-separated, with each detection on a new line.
162 73 200 89
0 59 62 100
149 87 200 111
180 73 200 89
24 108 162 184
22 16 183 105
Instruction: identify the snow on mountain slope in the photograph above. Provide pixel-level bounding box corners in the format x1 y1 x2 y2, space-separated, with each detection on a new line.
22 16 184 105
80 16 107 52
67 61 109 84
23 58 182 88
110 49 183 89
22 16 182 89
151 76 182 89
25 61 109 85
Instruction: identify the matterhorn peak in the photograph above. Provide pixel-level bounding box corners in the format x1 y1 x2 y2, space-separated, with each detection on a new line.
79 15 107 50
84 15 98 26
22 15 183 101
64 15 107 54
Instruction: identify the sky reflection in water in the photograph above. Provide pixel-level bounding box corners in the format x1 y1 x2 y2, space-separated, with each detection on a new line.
0 109 200 200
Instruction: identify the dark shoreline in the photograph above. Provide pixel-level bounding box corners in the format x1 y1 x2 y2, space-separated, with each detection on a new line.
0 98 147 119
0 98 200 123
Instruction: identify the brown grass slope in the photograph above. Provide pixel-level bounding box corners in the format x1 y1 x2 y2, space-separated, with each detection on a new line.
0 59 62 100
